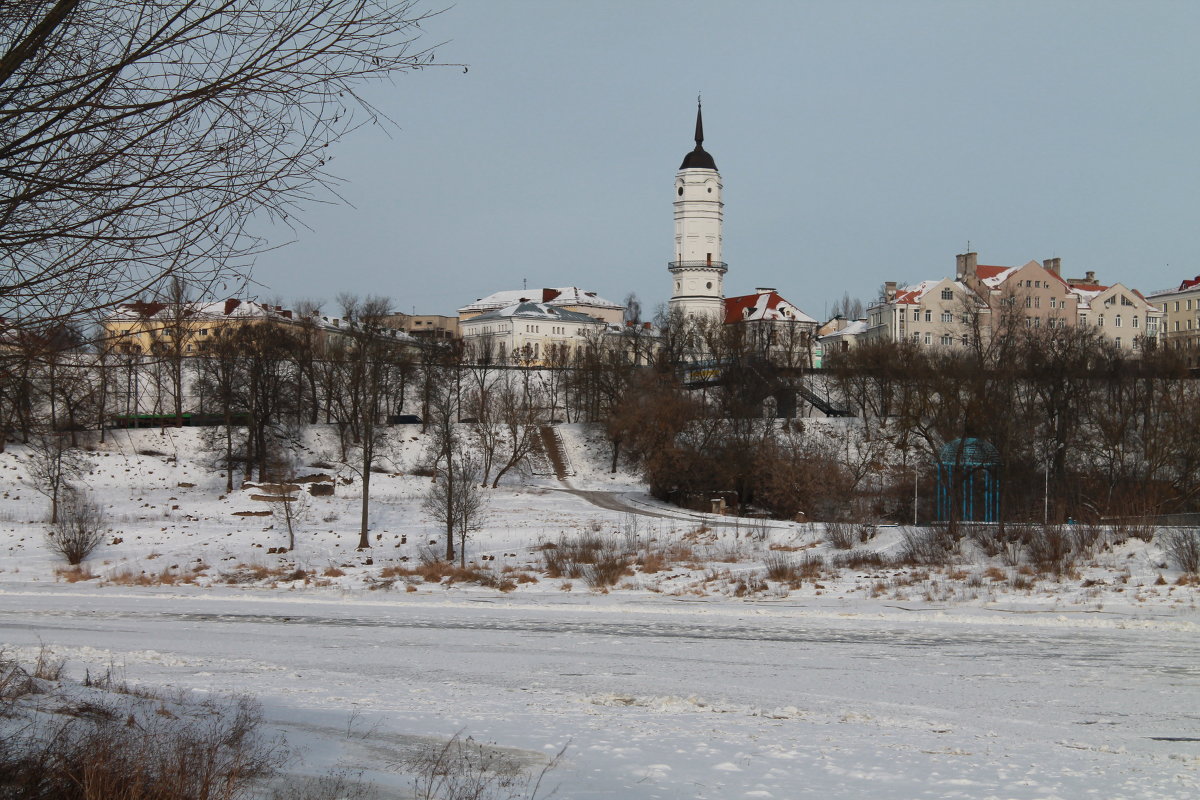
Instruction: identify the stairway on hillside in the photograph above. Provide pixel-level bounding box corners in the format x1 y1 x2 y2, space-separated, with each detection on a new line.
537 425 574 481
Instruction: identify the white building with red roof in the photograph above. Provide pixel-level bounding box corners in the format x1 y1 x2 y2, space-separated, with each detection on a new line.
722 288 818 367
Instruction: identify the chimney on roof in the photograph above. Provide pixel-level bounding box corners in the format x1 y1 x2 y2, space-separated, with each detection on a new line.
884 281 897 302
643 322 652 330
755 287 775 294
542 288 561 303
955 252 977 280
1043 258 1062 277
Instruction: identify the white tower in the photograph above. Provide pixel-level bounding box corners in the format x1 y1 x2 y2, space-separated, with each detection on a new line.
668 101 726 321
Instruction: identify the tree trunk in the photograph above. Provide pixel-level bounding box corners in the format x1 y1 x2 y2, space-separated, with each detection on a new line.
358 468 371 549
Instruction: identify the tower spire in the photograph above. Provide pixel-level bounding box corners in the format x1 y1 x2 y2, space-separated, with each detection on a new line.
679 97 716 171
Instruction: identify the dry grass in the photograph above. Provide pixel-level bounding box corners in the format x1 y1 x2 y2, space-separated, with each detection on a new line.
379 561 526 591
55 565 96 582
106 565 201 586
764 552 823 587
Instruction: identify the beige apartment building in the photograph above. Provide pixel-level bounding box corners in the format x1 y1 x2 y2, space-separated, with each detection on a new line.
863 277 989 348
1149 276 1200 365
860 252 1160 354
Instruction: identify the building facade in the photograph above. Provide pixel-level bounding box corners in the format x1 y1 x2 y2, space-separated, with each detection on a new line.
859 253 1161 354
1149 276 1200 365
458 287 622 326
863 278 989 349
458 301 607 366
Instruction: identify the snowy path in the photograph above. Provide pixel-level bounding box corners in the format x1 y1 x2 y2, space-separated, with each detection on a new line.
2 588 1198 799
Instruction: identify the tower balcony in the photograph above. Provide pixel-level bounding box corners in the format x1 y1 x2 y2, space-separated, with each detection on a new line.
668 259 728 273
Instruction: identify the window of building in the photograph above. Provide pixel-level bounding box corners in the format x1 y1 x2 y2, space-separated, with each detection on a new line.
912 332 920 343
924 310 931 322
1049 297 1057 309
1034 297 1041 309
1024 297 1032 308
1189 299 1194 311
1098 314 1104 327
941 288 953 300
1115 315 1122 327
941 311 953 323
941 334 953 346
924 332 931 345
912 309 919 321
1132 316 1139 328
1033 317 1041 328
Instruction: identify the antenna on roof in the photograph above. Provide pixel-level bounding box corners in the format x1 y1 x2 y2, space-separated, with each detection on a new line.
523 277 527 290
966 240 971 252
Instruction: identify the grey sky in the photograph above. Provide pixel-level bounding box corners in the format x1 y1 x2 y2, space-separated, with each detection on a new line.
249 0 1200 321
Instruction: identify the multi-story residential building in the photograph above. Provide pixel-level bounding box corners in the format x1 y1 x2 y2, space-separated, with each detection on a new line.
958 253 1080 331
859 253 1161 354
862 277 989 349
382 313 459 341
101 298 391 356
1149 276 1200 365
1067 274 1161 352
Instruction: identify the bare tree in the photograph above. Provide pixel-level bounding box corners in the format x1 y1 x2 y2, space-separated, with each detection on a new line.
45 488 105 564
1 1 452 332
334 295 406 549
152 277 202 427
489 371 544 487
24 429 91 523
423 448 487 568
270 476 311 552
421 368 487 563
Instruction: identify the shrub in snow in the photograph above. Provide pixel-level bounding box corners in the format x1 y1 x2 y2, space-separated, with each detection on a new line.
45 490 106 565
898 525 958 566
1159 528 1200 575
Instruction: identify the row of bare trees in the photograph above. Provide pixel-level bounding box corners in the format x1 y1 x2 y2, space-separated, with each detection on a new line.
2 294 554 559
827 325 1200 525
568 308 1200 526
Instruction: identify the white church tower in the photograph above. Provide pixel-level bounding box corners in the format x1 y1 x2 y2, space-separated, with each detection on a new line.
668 101 726 321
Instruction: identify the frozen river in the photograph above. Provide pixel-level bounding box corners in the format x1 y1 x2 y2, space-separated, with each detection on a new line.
2 588 1198 799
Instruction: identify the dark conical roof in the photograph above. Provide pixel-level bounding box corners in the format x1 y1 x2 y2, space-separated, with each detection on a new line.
679 101 717 170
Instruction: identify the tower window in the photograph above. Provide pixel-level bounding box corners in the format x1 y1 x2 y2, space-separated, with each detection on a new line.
677 187 683 196
707 187 712 193
706 282 712 289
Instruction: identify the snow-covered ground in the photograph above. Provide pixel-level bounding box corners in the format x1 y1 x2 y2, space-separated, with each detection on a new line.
1 424 1198 797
